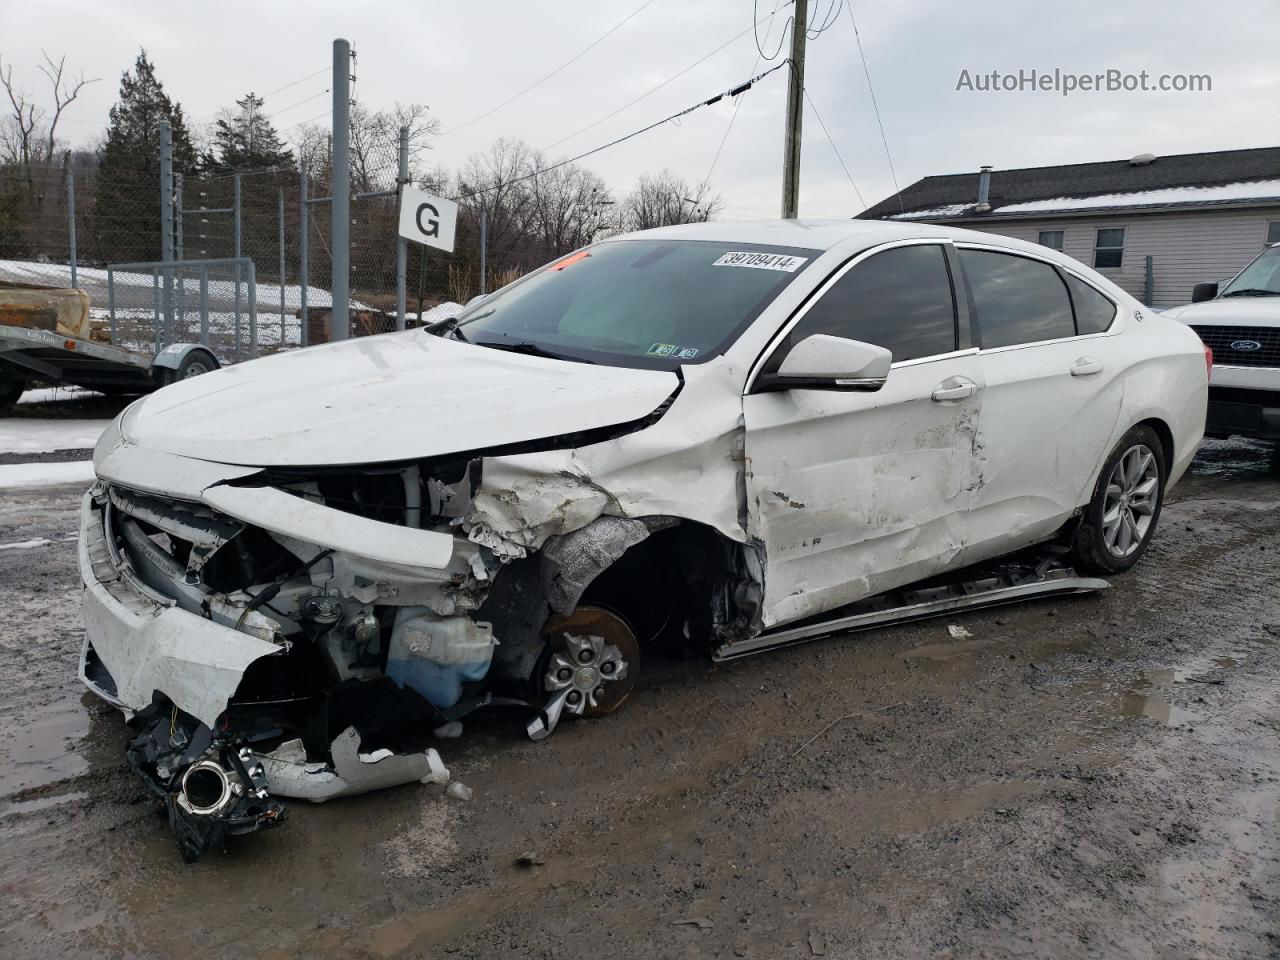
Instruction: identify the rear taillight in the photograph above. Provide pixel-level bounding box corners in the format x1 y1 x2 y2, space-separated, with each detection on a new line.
1203 342 1214 376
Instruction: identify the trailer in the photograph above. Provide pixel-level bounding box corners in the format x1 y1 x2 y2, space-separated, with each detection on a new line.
0 279 219 411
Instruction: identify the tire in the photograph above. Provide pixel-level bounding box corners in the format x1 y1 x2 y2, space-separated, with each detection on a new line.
158 348 218 386
0 362 26 412
1070 425 1166 575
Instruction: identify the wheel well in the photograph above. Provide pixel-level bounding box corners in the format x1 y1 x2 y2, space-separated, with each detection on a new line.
578 520 743 652
1136 417 1175 474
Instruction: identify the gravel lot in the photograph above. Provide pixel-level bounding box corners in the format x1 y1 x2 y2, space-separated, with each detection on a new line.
0 424 1277 960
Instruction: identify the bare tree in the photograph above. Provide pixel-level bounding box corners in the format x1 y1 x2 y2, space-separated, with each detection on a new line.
527 156 614 257
456 137 537 267
0 52 97 174
348 101 441 192
622 169 722 231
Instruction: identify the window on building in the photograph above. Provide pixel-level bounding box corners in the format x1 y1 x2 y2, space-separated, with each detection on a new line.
1093 228 1125 269
770 244 958 368
1038 230 1064 251
1064 274 1117 335
1267 221 1280 246
960 249 1075 348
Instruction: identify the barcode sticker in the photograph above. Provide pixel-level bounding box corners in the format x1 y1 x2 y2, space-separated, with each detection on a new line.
712 251 808 272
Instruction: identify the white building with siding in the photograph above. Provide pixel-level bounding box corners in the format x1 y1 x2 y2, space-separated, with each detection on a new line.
858 147 1280 309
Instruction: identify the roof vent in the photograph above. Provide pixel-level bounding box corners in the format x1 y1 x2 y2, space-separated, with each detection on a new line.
1129 153 1157 166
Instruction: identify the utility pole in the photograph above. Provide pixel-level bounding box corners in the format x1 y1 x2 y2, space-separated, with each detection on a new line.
332 37 352 340
395 124 408 331
780 0 808 219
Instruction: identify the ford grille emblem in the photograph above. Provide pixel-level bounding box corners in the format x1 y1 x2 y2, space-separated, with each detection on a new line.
1230 339 1262 351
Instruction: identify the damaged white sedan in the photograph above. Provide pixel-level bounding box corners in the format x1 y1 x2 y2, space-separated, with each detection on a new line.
79 219 1208 858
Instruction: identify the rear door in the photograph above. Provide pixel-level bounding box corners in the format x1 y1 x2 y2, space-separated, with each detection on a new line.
743 241 985 629
957 245 1124 557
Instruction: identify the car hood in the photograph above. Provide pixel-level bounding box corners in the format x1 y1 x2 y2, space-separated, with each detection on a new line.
1162 297 1280 325
123 332 680 467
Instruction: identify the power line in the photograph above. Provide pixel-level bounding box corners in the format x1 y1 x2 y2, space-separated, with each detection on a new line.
845 1 901 212
456 61 789 203
261 88 331 123
444 0 657 135
802 87 866 209
540 6 785 155
708 0 789 187
192 66 330 124
754 0 793 60
806 0 843 37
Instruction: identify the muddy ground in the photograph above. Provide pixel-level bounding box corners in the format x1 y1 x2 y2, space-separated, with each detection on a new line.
1 434 1278 960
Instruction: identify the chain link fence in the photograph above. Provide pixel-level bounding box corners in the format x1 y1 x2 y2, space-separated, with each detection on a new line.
0 124 583 367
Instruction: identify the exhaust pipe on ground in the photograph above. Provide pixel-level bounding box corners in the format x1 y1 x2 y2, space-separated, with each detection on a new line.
176 759 237 817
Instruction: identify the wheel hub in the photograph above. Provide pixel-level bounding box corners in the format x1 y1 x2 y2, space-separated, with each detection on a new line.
544 633 627 716
527 606 640 740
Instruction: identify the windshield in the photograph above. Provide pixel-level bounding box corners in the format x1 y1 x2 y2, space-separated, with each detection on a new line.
452 239 819 370
1221 245 1280 297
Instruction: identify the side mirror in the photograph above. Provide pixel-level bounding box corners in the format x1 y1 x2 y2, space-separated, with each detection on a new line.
757 334 892 392
1191 282 1218 303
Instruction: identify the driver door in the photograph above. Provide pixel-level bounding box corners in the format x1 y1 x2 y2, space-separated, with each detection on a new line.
743 241 985 630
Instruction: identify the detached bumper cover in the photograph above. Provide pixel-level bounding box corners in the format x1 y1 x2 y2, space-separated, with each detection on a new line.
78 491 282 728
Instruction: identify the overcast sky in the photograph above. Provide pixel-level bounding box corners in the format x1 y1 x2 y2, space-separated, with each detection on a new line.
2 0 1276 218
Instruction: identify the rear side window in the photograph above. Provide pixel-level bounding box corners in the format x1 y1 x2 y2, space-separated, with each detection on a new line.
777 244 957 365
1064 274 1117 334
961 249 1075 348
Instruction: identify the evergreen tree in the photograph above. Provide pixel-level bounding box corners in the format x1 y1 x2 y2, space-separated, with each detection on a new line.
94 50 196 262
210 92 292 172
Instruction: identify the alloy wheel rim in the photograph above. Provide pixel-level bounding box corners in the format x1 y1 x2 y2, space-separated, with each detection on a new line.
1102 443 1159 558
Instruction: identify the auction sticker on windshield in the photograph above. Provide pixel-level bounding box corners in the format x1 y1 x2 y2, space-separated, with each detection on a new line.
712 251 809 272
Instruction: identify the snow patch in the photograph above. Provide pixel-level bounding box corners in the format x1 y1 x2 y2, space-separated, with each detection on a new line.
0 460 96 489
995 179 1280 215
0 419 110 454
887 203 973 220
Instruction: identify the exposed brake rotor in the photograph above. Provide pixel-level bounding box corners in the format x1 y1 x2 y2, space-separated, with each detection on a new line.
527 606 640 740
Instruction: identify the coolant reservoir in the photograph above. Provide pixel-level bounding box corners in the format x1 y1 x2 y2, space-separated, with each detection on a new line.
386 609 496 708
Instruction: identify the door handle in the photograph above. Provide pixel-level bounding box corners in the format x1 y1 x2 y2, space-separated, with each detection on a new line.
1070 356 1103 377
931 376 978 402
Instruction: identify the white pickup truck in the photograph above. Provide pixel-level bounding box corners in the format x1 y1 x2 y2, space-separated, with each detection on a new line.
1165 243 1280 443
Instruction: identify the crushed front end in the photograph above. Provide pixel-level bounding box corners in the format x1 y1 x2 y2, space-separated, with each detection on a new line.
77 451 531 860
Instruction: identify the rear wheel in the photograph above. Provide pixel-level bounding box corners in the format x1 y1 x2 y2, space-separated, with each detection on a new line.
158 348 218 386
1070 425 1166 575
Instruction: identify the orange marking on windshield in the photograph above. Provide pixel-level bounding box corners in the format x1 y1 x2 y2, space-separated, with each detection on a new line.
552 251 591 270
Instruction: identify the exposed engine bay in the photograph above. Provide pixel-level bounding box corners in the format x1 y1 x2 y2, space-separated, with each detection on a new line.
79 434 748 860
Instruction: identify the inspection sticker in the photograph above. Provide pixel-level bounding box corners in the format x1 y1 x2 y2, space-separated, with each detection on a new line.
647 343 699 359
712 251 808 272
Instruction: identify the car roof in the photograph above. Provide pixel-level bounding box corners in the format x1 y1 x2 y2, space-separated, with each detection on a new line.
614 218 1044 254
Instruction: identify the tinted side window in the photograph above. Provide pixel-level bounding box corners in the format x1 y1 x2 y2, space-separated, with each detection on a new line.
779 244 957 365
961 250 1075 348
1064 274 1117 334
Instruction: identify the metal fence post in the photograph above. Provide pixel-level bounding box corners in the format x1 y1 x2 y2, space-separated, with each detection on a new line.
159 120 175 347
299 159 309 347
332 37 352 340
479 209 487 295
174 173 184 260
1144 255 1154 306
233 173 242 349
247 259 258 359
395 124 408 330
107 265 117 343
174 172 185 330
278 187 287 340
199 266 209 346
64 158 77 289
